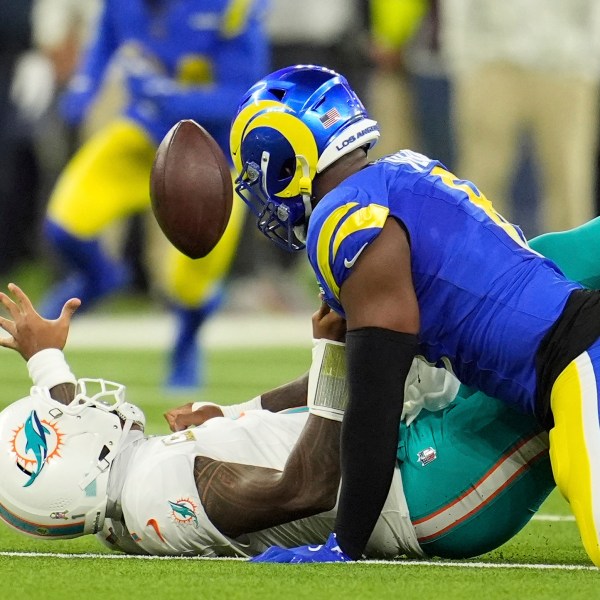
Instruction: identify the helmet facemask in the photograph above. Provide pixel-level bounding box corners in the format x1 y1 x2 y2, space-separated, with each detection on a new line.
235 149 313 252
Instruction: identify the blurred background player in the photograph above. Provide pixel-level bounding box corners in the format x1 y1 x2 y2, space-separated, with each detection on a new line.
38 0 269 390
367 0 453 168
440 0 600 234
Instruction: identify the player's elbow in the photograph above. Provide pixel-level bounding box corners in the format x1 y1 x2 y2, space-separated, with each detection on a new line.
289 478 338 514
311 486 338 513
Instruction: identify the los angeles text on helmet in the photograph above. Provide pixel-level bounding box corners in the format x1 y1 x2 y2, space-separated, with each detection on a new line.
335 125 379 152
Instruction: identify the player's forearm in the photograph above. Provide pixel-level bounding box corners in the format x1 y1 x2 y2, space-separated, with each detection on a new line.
194 414 340 537
335 328 418 559
27 348 77 406
260 373 309 412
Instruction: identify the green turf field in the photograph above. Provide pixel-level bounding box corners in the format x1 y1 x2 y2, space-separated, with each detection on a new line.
0 345 597 599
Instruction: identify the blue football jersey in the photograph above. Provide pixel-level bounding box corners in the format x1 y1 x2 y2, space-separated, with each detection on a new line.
75 0 269 148
306 150 582 414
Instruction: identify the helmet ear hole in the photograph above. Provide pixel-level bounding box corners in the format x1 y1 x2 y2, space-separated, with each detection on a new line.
279 157 295 180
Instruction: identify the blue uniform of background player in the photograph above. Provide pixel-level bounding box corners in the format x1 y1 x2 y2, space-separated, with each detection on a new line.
62 0 268 148
60 0 269 148
42 0 269 388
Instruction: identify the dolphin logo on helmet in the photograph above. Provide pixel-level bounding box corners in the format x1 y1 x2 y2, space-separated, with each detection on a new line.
230 65 379 251
0 383 144 540
22 411 51 487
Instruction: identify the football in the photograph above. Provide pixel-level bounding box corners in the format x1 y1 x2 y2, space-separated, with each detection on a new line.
150 119 233 259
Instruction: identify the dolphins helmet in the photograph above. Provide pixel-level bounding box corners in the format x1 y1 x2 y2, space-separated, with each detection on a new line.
230 65 379 251
0 380 145 539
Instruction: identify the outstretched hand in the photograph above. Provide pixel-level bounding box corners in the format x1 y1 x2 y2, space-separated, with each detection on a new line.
0 283 80 360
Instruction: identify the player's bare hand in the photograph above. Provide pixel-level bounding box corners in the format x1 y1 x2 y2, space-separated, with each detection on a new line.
164 402 224 432
312 300 346 342
0 283 81 360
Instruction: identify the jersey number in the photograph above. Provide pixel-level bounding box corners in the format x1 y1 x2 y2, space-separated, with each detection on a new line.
431 166 529 249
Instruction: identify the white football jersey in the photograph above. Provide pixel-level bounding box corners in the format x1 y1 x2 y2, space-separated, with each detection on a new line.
98 410 424 558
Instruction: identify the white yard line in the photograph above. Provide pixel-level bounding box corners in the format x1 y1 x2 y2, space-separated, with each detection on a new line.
0 551 595 570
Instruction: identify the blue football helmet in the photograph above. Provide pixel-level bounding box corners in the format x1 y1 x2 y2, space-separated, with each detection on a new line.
230 65 379 251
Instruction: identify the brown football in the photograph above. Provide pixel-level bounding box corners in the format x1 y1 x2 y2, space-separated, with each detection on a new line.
150 119 233 259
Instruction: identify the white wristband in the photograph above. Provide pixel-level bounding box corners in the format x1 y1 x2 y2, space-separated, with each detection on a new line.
221 396 262 418
27 348 76 390
192 396 262 419
191 401 218 412
307 338 347 421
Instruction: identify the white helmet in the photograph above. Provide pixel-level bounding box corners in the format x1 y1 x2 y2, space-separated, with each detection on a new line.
0 379 144 539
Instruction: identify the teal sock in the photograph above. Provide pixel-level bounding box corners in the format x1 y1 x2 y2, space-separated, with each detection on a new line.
529 216 600 289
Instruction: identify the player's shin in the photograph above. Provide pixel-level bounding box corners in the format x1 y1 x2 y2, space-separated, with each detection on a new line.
40 220 130 318
167 289 224 389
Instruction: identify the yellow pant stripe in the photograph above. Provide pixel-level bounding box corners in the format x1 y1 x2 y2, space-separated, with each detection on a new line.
550 352 600 565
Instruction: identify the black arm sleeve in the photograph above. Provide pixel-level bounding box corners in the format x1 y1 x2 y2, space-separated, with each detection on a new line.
334 327 418 559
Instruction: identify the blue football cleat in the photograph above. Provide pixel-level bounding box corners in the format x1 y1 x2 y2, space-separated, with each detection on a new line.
250 533 352 564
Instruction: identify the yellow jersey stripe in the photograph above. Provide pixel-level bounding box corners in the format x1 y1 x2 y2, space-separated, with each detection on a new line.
316 203 359 299
332 203 389 256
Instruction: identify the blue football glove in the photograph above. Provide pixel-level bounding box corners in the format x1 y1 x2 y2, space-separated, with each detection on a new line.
250 533 352 564
125 73 181 122
126 73 179 100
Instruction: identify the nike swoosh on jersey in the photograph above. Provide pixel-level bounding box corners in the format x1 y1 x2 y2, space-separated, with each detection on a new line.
343 243 369 269
146 518 166 543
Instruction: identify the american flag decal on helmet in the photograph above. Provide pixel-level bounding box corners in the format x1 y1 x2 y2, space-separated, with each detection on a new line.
320 107 342 129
